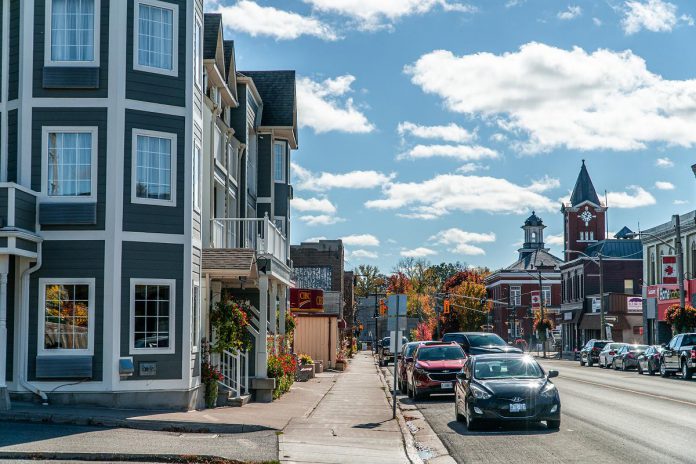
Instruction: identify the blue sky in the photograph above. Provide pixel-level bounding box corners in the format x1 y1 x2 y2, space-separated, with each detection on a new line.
207 0 696 272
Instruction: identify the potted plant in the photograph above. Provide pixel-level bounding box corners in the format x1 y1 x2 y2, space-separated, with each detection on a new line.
210 299 253 355
201 361 223 408
335 350 347 371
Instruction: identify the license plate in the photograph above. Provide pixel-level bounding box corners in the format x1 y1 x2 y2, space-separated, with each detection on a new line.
510 403 527 413
441 382 453 389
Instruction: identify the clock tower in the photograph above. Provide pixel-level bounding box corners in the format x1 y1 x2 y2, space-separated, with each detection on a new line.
561 160 606 259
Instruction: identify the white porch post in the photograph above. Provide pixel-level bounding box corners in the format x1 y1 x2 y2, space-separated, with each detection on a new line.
256 275 269 377
210 281 222 365
0 255 10 410
270 282 278 336
279 285 287 336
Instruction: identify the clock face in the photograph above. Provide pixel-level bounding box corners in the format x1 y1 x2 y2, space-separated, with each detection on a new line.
580 210 593 226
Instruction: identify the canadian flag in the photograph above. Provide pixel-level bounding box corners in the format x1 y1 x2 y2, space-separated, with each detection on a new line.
531 290 541 309
662 255 678 285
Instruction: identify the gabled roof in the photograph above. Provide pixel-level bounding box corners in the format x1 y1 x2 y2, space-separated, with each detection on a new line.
614 226 634 239
223 40 236 80
239 70 296 128
504 249 563 271
584 239 642 259
203 14 222 60
570 160 601 207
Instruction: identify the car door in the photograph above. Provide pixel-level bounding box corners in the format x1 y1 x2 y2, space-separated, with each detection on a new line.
664 336 681 369
616 346 627 368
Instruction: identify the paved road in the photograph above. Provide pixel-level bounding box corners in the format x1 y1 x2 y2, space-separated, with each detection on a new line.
0 421 278 462
387 359 696 464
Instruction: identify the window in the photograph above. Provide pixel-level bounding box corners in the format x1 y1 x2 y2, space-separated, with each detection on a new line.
542 286 551 305
42 127 97 201
46 0 99 66
193 17 202 88
130 279 175 354
510 286 521 306
247 132 257 196
132 130 177 206
624 279 633 294
39 278 95 355
274 142 285 182
192 143 201 211
191 281 200 352
134 0 178 76
589 231 594 241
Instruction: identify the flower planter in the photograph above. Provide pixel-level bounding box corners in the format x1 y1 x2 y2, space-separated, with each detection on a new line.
205 381 219 408
335 361 346 371
314 361 324 374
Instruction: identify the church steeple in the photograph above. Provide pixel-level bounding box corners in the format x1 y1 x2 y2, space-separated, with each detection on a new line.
519 211 547 259
570 159 601 207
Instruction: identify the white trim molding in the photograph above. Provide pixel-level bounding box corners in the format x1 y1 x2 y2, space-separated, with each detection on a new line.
133 0 179 77
131 128 177 207
129 278 176 355
37 278 96 357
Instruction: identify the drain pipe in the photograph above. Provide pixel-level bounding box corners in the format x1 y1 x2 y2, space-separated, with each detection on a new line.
19 243 47 404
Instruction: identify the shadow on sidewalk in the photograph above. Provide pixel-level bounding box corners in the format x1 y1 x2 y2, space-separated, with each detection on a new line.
447 419 558 436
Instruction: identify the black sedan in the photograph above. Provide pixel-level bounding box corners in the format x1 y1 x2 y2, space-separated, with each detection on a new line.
612 344 649 371
637 345 664 375
454 354 560 431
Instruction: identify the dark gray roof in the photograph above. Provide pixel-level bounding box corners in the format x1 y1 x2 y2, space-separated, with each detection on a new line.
524 211 544 227
203 14 222 60
584 239 643 259
614 226 634 239
570 160 601 206
239 70 296 127
223 40 235 79
505 249 563 271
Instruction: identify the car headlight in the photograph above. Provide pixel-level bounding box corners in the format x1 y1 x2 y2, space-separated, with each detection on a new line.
470 384 492 400
540 382 557 398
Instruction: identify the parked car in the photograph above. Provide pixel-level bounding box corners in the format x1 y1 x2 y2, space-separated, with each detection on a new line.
579 339 610 367
442 332 523 355
407 342 466 399
637 345 664 375
454 354 561 431
612 344 649 371
397 342 422 393
660 333 696 379
379 336 409 366
598 343 627 368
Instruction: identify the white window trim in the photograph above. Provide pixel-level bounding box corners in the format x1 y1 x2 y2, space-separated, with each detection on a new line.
131 128 177 207
133 0 179 77
41 126 99 203
44 0 101 68
274 141 286 183
38 278 96 356
193 143 201 212
191 280 200 353
129 278 176 355
193 16 202 89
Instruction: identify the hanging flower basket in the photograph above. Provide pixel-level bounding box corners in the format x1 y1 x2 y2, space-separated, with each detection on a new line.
665 304 696 333
210 299 253 354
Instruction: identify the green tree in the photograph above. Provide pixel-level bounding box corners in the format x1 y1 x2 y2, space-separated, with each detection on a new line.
354 264 388 297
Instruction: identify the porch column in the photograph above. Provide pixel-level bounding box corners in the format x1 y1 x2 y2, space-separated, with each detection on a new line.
210 281 222 365
270 282 278 336
256 275 269 376
0 255 10 410
279 285 287 336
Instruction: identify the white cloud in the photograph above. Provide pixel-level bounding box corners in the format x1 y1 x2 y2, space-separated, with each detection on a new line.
405 42 696 154
397 122 476 143
622 0 691 35
558 5 582 20
297 75 375 134
593 17 603 26
299 214 346 226
400 247 437 258
545 233 565 246
527 176 561 193
304 236 328 242
398 144 498 161
457 163 489 173
341 234 380 247
655 181 675 190
209 1 337 40
293 162 395 191
366 174 558 217
292 197 337 213
303 0 476 30
430 228 496 255
505 0 525 7
349 249 379 260
674 199 689 205
655 157 674 168
606 186 657 208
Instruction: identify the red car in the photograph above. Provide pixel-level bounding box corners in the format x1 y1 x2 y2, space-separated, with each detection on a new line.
397 342 423 393
407 342 466 400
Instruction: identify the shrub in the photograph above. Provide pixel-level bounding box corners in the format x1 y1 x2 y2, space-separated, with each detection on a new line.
268 352 297 399
665 304 696 333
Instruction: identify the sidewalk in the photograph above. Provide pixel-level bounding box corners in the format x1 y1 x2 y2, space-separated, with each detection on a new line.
279 352 411 464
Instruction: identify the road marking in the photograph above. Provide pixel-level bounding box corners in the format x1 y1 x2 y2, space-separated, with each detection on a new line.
563 376 696 407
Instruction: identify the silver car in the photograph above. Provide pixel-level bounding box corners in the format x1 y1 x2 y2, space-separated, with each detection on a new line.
599 343 627 368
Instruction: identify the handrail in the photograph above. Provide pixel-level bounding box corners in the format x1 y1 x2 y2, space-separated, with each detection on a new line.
207 214 287 263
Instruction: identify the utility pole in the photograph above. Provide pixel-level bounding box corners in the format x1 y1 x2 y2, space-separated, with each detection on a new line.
675 214 686 317
392 296 400 420
599 254 606 340
537 268 546 358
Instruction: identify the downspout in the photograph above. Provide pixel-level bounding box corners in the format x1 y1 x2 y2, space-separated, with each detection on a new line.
19 243 47 404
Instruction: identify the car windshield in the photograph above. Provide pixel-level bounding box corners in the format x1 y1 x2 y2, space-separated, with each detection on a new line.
404 344 418 357
418 346 465 361
682 335 696 345
593 342 608 349
466 334 507 347
474 357 544 380
606 343 624 350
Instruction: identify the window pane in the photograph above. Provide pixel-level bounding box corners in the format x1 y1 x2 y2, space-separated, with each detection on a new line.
133 283 171 350
51 0 95 62
138 3 174 71
44 283 90 351
47 131 92 197
135 134 172 201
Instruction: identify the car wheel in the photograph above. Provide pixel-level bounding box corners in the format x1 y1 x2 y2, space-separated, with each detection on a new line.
414 386 426 400
587 358 593 367
407 382 414 398
682 362 693 380
660 361 669 378
621 361 627 372
637 364 643 375
547 419 561 430
613 360 618 370
580 357 586 367
466 414 480 431
400 379 407 394
648 363 655 376
455 398 465 423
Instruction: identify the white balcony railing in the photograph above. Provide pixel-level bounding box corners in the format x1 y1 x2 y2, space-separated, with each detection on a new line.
209 214 287 264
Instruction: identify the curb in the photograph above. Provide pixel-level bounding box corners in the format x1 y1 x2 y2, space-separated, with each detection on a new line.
0 452 255 463
373 356 456 464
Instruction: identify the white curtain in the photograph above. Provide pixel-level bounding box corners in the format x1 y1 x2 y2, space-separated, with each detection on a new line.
136 135 172 200
47 132 92 197
138 4 173 70
51 0 95 62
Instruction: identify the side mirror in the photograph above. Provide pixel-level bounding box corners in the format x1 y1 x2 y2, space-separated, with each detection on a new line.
456 371 467 381
547 370 559 379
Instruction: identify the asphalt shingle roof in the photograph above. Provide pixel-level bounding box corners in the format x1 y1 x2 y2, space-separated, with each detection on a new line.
505 249 563 271
223 40 235 79
202 248 256 273
570 160 601 206
239 70 296 127
203 14 222 61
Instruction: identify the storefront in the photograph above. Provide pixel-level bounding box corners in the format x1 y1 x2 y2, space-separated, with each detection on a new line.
644 280 696 345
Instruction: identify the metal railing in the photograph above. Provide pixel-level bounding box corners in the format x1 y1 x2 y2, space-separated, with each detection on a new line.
208 214 287 264
220 349 249 398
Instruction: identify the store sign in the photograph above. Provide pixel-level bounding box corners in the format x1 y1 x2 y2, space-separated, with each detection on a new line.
659 287 681 301
662 255 678 284
591 297 601 313
290 288 324 313
563 311 573 321
627 297 643 314
531 291 541 309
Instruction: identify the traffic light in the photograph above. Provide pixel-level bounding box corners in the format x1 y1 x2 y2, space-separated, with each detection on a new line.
379 298 387 315
443 298 451 314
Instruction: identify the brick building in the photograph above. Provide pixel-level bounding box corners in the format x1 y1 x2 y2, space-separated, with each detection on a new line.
290 240 345 318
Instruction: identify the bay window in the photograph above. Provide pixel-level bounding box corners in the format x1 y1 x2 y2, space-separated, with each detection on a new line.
134 0 178 76
46 0 100 66
43 127 97 201
132 129 177 206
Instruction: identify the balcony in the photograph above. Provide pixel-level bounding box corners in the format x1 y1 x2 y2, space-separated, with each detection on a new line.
0 183 40 257
207 215 288 265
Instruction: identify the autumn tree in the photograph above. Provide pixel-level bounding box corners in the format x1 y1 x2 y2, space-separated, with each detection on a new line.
354 264 388 297
440 269 491 333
